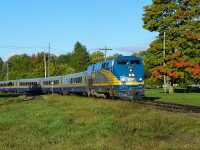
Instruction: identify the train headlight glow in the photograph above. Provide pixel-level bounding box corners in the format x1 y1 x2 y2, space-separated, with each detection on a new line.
132 74 135 77
139 78 142 81
129 69 132 72
129 74 132 76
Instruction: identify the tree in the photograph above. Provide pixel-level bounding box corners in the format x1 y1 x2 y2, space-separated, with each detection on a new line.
89 51 104 64
30 52 46 78
132 50 152 79
7 54 31 80
71 42 90 72
57 53 72 65
0 57 3 80
143 0 200 85
106 53 123 60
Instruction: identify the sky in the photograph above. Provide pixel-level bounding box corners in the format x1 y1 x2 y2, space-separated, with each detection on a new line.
0 0 158 61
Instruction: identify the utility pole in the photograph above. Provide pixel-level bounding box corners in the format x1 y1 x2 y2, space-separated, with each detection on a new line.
99 46 112 61
44 50 47 78
48 42 50 77
163 32 167 94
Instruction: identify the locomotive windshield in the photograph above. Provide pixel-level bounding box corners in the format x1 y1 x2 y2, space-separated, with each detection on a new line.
117 60 128 65
130 60 142 64
117 60 142 65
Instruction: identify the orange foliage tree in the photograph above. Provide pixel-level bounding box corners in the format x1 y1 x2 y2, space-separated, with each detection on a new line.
143 0 200 85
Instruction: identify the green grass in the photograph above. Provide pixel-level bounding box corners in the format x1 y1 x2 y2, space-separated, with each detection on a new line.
0 94 200 149
145 89 200 106
0 94 26 105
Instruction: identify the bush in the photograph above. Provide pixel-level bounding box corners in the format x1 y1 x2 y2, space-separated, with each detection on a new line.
145 77 162 89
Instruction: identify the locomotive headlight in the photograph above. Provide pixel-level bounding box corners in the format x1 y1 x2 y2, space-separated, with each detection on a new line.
139 78 142 81
129 74 132 76
129 69 132 72
132 74 135 77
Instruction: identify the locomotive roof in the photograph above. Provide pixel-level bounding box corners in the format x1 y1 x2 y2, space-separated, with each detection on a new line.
86 56 142 72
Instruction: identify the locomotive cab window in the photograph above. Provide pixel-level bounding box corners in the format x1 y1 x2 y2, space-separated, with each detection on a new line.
130 60 142 65
117 60 128 65
101 63 106 69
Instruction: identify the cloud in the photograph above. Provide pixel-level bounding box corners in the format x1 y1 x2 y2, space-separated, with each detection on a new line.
115 44 150 55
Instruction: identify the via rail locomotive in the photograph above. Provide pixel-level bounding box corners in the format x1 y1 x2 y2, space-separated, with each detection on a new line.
0 56 144 99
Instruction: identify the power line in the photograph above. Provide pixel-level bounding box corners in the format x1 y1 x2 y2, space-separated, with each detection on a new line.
99 46 112 61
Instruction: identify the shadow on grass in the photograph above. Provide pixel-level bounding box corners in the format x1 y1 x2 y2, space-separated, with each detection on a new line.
174 88 200 93
143 96 160 101
0 93 23 98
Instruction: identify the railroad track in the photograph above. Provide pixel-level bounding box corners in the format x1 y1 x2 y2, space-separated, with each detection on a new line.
1 93 200 113
134 99 200 113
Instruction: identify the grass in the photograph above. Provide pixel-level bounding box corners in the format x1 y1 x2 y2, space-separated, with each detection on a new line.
145 89 200 106
0 94 200 149
0 94 26 105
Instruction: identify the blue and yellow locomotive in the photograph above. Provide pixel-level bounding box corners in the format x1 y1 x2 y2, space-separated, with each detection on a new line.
0 56 144 100
86 56 144 99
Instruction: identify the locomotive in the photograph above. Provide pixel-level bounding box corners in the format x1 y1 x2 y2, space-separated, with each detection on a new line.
0 56 144 100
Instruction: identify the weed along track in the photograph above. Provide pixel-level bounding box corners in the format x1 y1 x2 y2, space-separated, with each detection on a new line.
1 92 200 113
134 99 200 113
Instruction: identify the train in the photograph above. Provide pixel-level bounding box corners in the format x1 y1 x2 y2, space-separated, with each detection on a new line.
0 56 144 100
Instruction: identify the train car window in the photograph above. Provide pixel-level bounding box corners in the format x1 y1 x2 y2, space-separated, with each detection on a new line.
54 80 58 85
117 60 128 65
130 60 142 64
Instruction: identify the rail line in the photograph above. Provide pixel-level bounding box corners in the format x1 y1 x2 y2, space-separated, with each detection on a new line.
134 99 200 113
14 94 200 113
1 93 200 113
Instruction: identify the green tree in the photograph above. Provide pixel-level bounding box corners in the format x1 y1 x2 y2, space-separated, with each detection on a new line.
143 0 200 85
55 64 75 76
7 54 31 80
89 51 104 64
106 53 123 60
0 57 3 80
132 50 152 79
57 53 72 65
71 42 90 72
30 52 46 78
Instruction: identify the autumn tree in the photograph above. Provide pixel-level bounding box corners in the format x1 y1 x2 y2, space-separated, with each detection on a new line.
143 0 200 85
